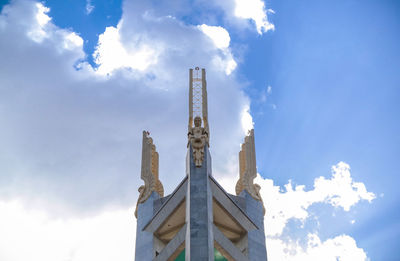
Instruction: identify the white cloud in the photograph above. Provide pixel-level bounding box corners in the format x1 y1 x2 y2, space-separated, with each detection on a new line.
256 162 375 236
211 52 237 75
251 162 374 260
267 234 368 261
200 0 274 35
234 0 275 34
93 24 159 75
35 2 51 26
240 104 254 134
313 162 375 211
86 0 95 15
214 162 373 260
94 15 237 76
0 0 247 212
198 24 231 49
0 2 249 260
64 32 84 49
0 200 134 261
2 1 85 58
28 3 51 42
267 85 272 94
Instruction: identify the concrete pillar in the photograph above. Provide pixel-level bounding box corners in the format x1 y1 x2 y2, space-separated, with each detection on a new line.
185 145 214 261
241 190 268 261
135 192 159 261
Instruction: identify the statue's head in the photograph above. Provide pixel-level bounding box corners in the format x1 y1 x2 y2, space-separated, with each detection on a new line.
194 116 202 127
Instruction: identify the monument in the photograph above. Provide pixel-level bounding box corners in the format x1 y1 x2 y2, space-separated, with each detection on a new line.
134 67 267 260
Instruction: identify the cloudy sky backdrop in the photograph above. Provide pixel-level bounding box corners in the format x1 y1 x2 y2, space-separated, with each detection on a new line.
0 0 399 260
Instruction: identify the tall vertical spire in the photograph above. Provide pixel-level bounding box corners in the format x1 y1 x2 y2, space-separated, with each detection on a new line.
188 67 209 139
188 67 210 167
135 68 267 261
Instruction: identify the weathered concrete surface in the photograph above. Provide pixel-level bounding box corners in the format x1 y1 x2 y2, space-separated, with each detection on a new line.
153 194 171 213
135 191 160 261
228 193 247 210
186 145 214 261
240 190 268 261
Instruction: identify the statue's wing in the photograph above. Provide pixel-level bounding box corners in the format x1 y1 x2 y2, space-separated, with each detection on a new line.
240 129 262 201
139 131 156 203
245 129 257 181
236 147 246 195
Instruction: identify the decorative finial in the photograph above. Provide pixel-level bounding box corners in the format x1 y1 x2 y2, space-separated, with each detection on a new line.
135 131 164 217
235 129 265 214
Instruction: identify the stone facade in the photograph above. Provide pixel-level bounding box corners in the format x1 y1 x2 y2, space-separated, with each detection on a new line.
186 146 214 260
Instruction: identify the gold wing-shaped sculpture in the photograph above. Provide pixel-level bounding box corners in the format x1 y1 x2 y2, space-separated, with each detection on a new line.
235 129 265 214
135 131 164 217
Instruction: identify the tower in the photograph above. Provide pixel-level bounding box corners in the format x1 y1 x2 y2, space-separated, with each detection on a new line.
134 68 267 261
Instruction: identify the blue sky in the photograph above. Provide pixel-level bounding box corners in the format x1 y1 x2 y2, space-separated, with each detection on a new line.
246 1 400 259
0 0 399 260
